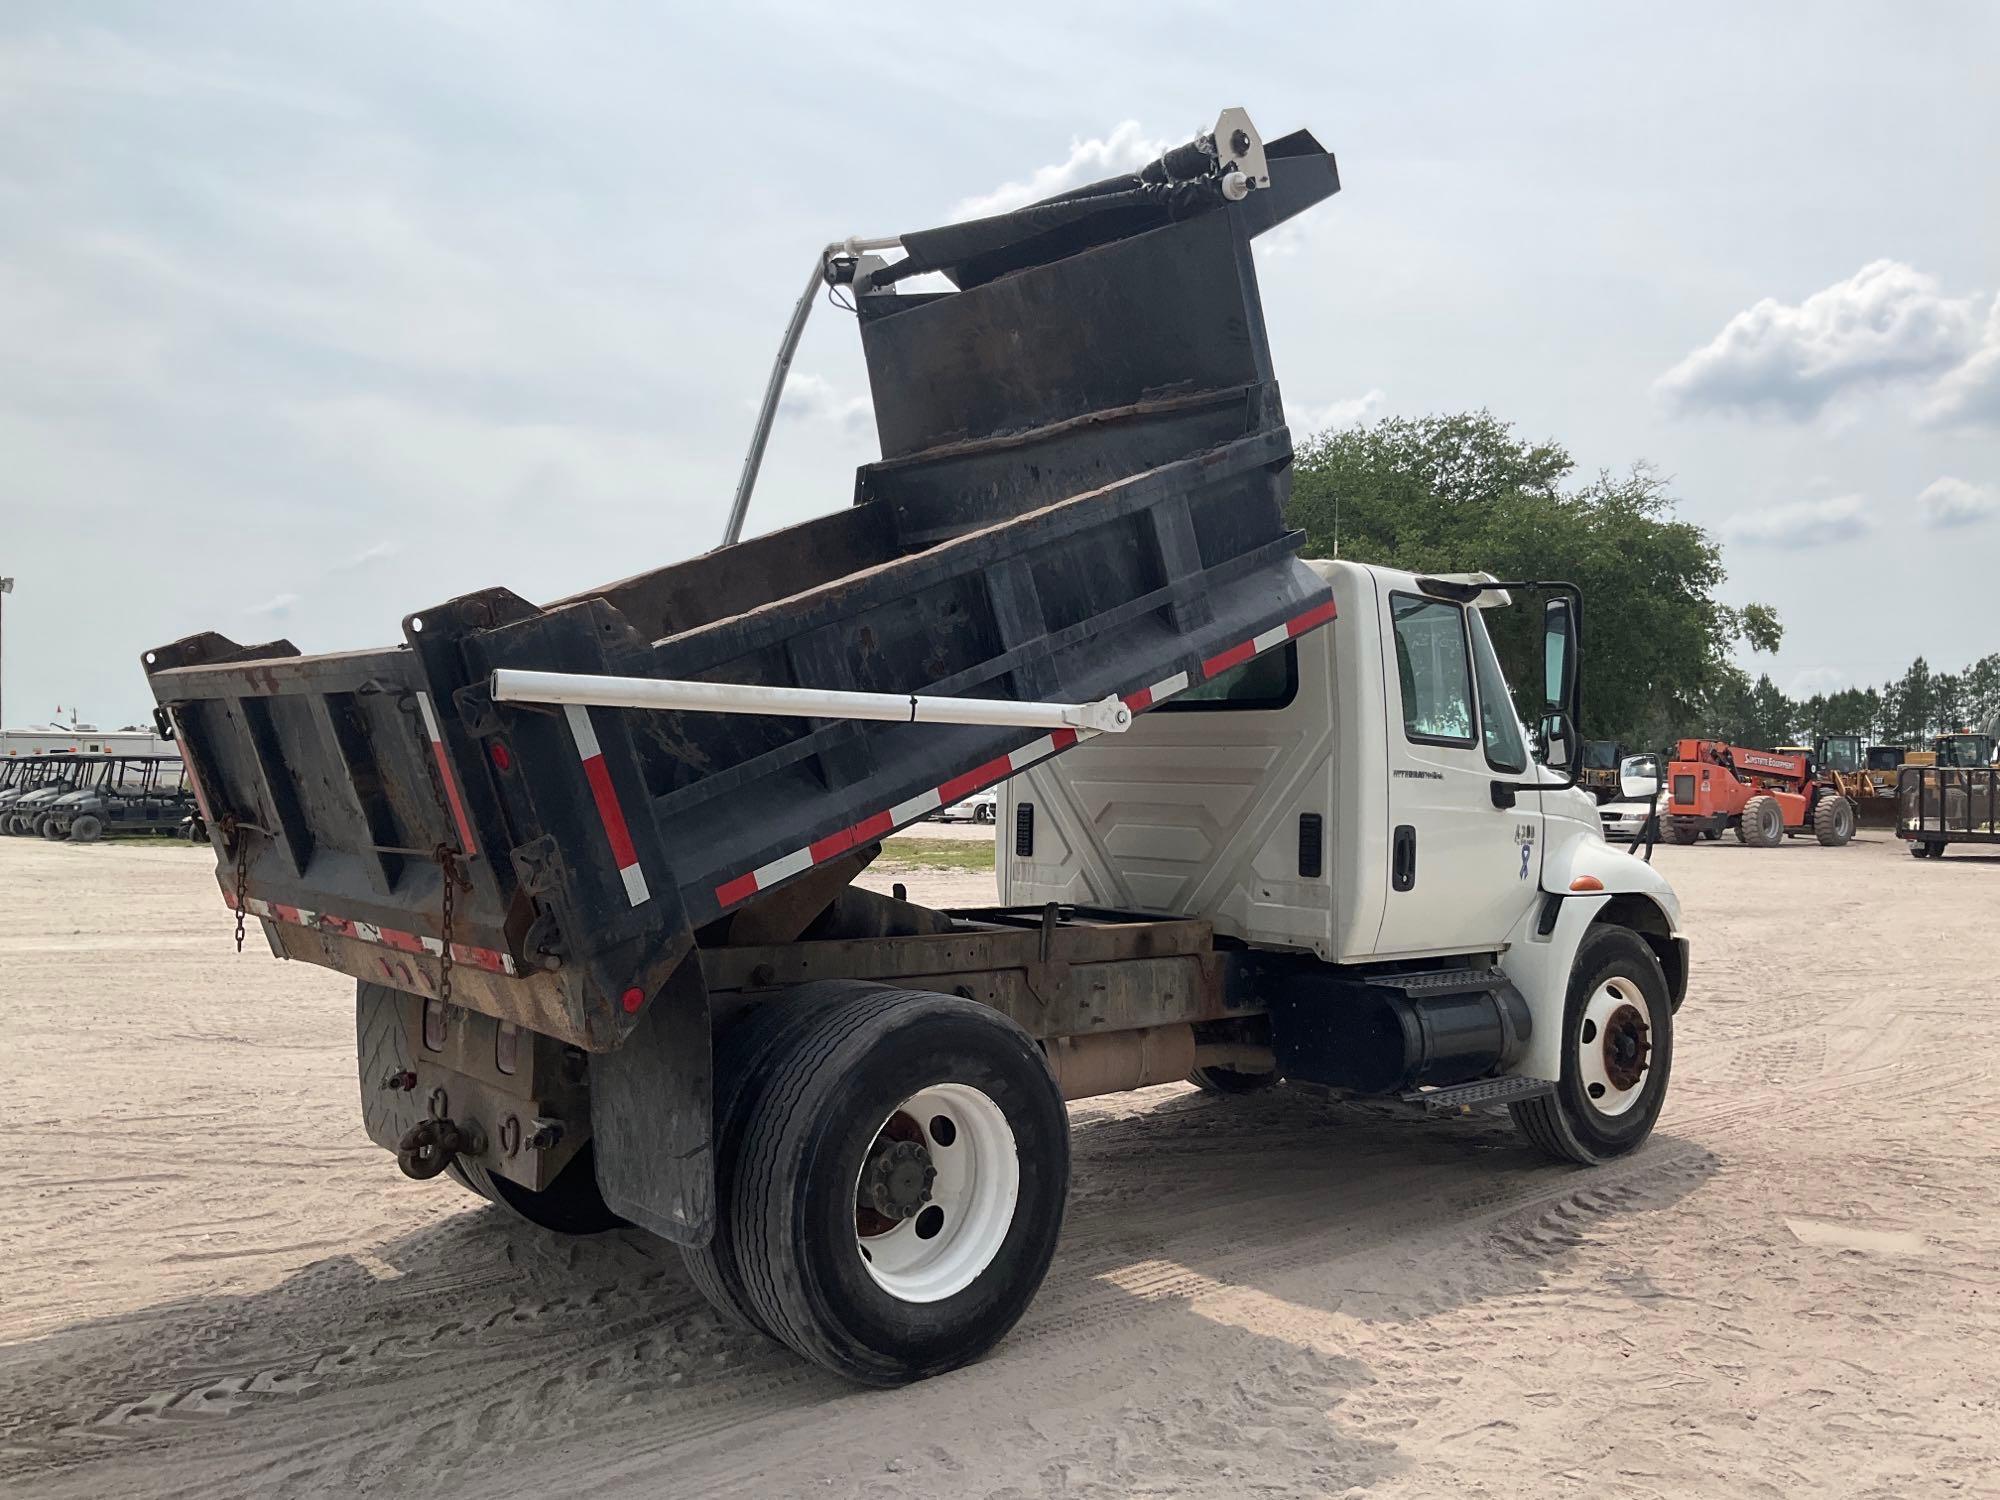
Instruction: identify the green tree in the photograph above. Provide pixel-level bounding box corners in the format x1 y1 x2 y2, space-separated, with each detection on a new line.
1289 411 1781 749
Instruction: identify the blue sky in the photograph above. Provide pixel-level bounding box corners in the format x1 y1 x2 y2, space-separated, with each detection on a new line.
2 2 1997 725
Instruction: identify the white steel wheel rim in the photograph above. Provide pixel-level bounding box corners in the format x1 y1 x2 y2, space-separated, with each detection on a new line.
854 1082 1019 1304
1575 979 1652 1119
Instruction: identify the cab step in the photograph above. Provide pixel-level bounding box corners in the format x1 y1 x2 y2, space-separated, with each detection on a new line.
1399 1076 1554 1115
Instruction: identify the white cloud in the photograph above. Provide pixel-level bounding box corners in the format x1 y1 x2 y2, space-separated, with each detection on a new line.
1921 295 2000 427
246 592 300 618
1658 260 1982 419
950 121 1169 221
1721 493 1872 548
1287 389 1385 436
775 373 873 437
1916 476 2000 529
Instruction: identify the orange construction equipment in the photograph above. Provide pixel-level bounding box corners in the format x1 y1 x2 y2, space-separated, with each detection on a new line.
1660 739 1856 848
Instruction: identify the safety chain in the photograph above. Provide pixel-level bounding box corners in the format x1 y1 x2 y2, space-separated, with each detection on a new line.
231 829 249 953
408 693 475 1006
434 845 465 1005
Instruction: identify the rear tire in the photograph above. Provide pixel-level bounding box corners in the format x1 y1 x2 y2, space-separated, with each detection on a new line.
40 817 65 840
974 803 996 825
1511 926 1673 1165
450 1148 623 1234
731 989 1069 1385
1812 794 1855 846
681 981 887 1336
354 983 620 1234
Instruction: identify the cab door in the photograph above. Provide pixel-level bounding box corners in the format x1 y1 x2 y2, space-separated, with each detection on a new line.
1371 580 1541 957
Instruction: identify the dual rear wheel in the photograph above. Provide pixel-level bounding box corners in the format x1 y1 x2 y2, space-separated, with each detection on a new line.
687 984 1069 1384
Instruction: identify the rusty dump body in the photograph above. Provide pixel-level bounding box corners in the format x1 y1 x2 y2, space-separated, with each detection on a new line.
142 124 1344 1078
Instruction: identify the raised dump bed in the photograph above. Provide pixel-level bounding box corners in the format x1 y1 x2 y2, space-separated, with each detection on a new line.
143 115 1342 1056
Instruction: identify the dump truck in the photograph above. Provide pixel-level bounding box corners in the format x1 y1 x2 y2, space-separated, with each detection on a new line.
142 111 1686 1387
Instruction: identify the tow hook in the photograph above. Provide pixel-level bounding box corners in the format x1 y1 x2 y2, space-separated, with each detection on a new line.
396 1118 484 1180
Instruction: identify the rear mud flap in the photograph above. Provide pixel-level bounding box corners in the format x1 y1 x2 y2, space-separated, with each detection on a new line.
588 959 715 1246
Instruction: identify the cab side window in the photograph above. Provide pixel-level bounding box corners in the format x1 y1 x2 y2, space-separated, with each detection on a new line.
1390 594 1475 744
1468 607 1529 774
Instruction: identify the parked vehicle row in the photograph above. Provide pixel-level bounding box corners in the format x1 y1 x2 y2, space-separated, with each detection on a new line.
0 753 194 840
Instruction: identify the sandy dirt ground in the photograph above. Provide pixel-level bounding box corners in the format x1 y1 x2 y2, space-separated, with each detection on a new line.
3 831 1996 1498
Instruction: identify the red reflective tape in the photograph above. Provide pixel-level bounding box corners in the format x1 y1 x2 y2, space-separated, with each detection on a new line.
1286 598 1339 636
379 927 427 955
1049 727 1078 752
319 914 357 938
937 753 1016 807
428 738 479 857
579 753 640 871
452 942 506 974
715 871 761 907
1123 687 1155 713
272 903 302 925
810 808 896 863
1200 639 1257 680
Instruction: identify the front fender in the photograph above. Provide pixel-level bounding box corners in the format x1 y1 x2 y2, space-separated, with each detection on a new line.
1542 815 1683 931
1501 822 1686 1083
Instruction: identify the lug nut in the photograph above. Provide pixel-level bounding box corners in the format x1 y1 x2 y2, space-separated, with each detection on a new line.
379 1070 418 1092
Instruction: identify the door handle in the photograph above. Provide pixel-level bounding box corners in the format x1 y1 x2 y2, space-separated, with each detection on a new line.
1392 823 1417 892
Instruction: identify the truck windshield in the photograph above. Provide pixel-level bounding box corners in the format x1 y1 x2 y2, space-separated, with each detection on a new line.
1937 737 1996 768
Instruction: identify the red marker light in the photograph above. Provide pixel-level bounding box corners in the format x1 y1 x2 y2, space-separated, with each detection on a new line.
490 743 513 773
621 987 645 1014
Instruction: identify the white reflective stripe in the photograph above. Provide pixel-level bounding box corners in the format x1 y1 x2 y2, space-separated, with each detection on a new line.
890 787 944 824
1251 623 1291 653
619 862 650 905
1007 734 1059 772
1149 670 1190 701
563 702 603 760
415 690 447 744
355 922 382 944
751 846 815 891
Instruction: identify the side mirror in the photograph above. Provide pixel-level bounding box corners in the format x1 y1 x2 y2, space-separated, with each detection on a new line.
1620 753 1663 801
1542 596 1579 718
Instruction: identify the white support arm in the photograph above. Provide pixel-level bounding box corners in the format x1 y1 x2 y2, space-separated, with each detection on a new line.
490 668 1133 735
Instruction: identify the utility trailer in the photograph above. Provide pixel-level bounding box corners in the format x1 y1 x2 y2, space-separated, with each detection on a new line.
143 111 1688 1386
1899 764 2000 857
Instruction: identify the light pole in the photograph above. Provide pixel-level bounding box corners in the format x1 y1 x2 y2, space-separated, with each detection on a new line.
0 575 12 736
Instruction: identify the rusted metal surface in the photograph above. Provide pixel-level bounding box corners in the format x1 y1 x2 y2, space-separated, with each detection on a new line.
1045 1024 1197 1100
697 912 1249 1041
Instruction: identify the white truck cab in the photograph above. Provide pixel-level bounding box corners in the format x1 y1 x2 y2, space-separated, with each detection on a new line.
1002 558 1685 1101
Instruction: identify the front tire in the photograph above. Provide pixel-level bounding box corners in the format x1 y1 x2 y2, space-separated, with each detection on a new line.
1736 795 1784 847
1812 794 1855 846
1511 926 1674 1165
70 813 104 843
973 803 996 825
731 988 1069 1385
